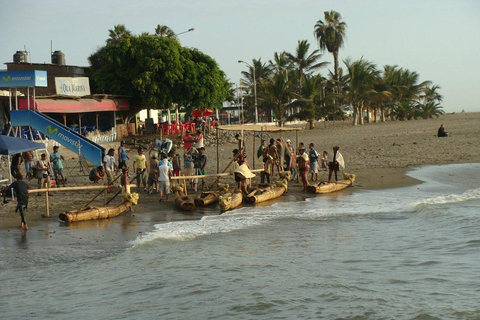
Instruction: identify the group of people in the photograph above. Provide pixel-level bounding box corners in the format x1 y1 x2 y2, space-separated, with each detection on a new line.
4 145 68 230
257 138 345 191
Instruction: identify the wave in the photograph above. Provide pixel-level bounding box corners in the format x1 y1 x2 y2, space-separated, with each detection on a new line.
414 188 480 207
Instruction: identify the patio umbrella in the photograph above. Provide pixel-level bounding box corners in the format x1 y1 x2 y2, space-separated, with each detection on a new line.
191 109 214 117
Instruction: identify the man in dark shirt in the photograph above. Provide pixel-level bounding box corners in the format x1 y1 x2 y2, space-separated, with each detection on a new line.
4 173 30 229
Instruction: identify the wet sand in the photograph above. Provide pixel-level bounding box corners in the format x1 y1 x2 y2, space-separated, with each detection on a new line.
1 112 479 232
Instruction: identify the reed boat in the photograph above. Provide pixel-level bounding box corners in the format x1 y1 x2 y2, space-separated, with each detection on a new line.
194 191 220 207
219 191 243 211
59 202 133 222
244 185 286 204
172 185 195 211
306 173 355 194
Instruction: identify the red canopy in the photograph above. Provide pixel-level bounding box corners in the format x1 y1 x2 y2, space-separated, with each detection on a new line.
191 109 213 117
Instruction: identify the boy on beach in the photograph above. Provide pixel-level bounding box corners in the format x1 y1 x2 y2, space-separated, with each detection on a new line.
308 143 319 182
36 153 50 191
169 146 181 177
3 173 30 230
50 146 67 187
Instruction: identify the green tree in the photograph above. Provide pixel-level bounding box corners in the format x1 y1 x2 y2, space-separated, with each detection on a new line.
314 10 347 94
107 24 131 44
286 40 328 91
89 29 229 122
260 73 293 127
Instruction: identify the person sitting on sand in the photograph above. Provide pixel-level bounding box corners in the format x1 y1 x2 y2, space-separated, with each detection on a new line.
438 124 448 137
327 146 345 183
3 173 30 230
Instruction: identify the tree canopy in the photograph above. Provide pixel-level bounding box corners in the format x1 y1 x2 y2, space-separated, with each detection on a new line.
88 24 229 117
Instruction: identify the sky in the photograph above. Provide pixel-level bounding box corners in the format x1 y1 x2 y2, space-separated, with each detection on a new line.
1 0 479 112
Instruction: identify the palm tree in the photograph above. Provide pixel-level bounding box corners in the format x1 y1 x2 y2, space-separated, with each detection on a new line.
286 40 328 92
155 24 177 39
269 51 291 76
314 10 347 93
260 73 293 127
418 101 444 119
343 58 379 125
107 24 131 44
239 58 273 119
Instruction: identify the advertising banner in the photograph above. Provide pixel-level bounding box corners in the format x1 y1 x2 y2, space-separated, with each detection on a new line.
10 110 105 166
0 70 48 88
55 77 91 96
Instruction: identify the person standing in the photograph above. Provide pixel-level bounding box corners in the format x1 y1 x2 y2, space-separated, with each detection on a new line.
118 141 129 170
193 147 208 192
50 146 66 187
285 139 296 179
133 147 148 191
328 146 345 183
10 153 22 178
157 158 172 202
182 130 195 151
194 130 204 148
36 153 50 191
235 133 244 151
103 148 116 192
308 143 319 182
183 147 194 190
147 148 159 194
22 150 35 180
4 173 30 229
297 147 310 191
169 146 181 177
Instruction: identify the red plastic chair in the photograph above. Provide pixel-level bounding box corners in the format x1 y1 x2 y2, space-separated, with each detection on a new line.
162 123 170 135
170 122 179 134
189 122 196 132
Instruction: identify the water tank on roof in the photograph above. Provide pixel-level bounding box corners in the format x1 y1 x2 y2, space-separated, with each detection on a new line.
13 51 27 63
51 50 66 65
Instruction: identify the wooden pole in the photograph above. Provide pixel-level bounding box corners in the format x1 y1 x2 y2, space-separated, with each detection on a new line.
79 174 122 210
207 149 244 191
216 126 219 174
252 130 256 169
45 184 50 218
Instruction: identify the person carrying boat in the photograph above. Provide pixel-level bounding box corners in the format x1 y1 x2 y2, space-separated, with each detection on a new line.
327 146 345 183
234 157 255 196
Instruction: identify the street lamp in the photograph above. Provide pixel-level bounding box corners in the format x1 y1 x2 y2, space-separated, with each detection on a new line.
177 28 195 36
238 60 258 124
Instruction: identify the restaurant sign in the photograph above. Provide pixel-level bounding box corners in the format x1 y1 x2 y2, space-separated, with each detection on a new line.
55 77 91 97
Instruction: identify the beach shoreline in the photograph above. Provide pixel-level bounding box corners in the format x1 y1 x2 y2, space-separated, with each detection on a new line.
1 112 479 232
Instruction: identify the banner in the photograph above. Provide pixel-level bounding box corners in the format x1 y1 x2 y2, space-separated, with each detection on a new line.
0 70 48 88
55 77 91 96
10 110 105 166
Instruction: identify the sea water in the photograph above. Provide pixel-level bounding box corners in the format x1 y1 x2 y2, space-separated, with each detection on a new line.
1 163 479 319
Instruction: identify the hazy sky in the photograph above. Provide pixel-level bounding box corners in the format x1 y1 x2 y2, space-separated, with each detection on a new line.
1 0 479 112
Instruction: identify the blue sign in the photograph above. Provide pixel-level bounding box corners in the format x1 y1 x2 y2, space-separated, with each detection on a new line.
0 70 48 88
10 110 105 166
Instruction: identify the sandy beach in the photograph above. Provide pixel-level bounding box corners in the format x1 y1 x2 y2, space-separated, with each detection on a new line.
1 112 479 230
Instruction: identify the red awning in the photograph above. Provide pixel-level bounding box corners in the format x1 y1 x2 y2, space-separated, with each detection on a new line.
18 98 129 113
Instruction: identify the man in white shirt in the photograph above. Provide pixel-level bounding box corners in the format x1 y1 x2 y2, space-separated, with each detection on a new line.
103 148 116 191
157 159 172 201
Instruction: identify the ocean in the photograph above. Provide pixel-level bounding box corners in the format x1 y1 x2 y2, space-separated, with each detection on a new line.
1 163 479 319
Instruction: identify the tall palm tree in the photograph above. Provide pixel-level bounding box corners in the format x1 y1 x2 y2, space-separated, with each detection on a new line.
314 10 347 93
155 24 177 39
239 58 272 117
269 51 291 76
107 24 131 44
286 40 328 92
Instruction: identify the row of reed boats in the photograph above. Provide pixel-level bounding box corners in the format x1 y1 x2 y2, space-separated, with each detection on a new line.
59 173 355 222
